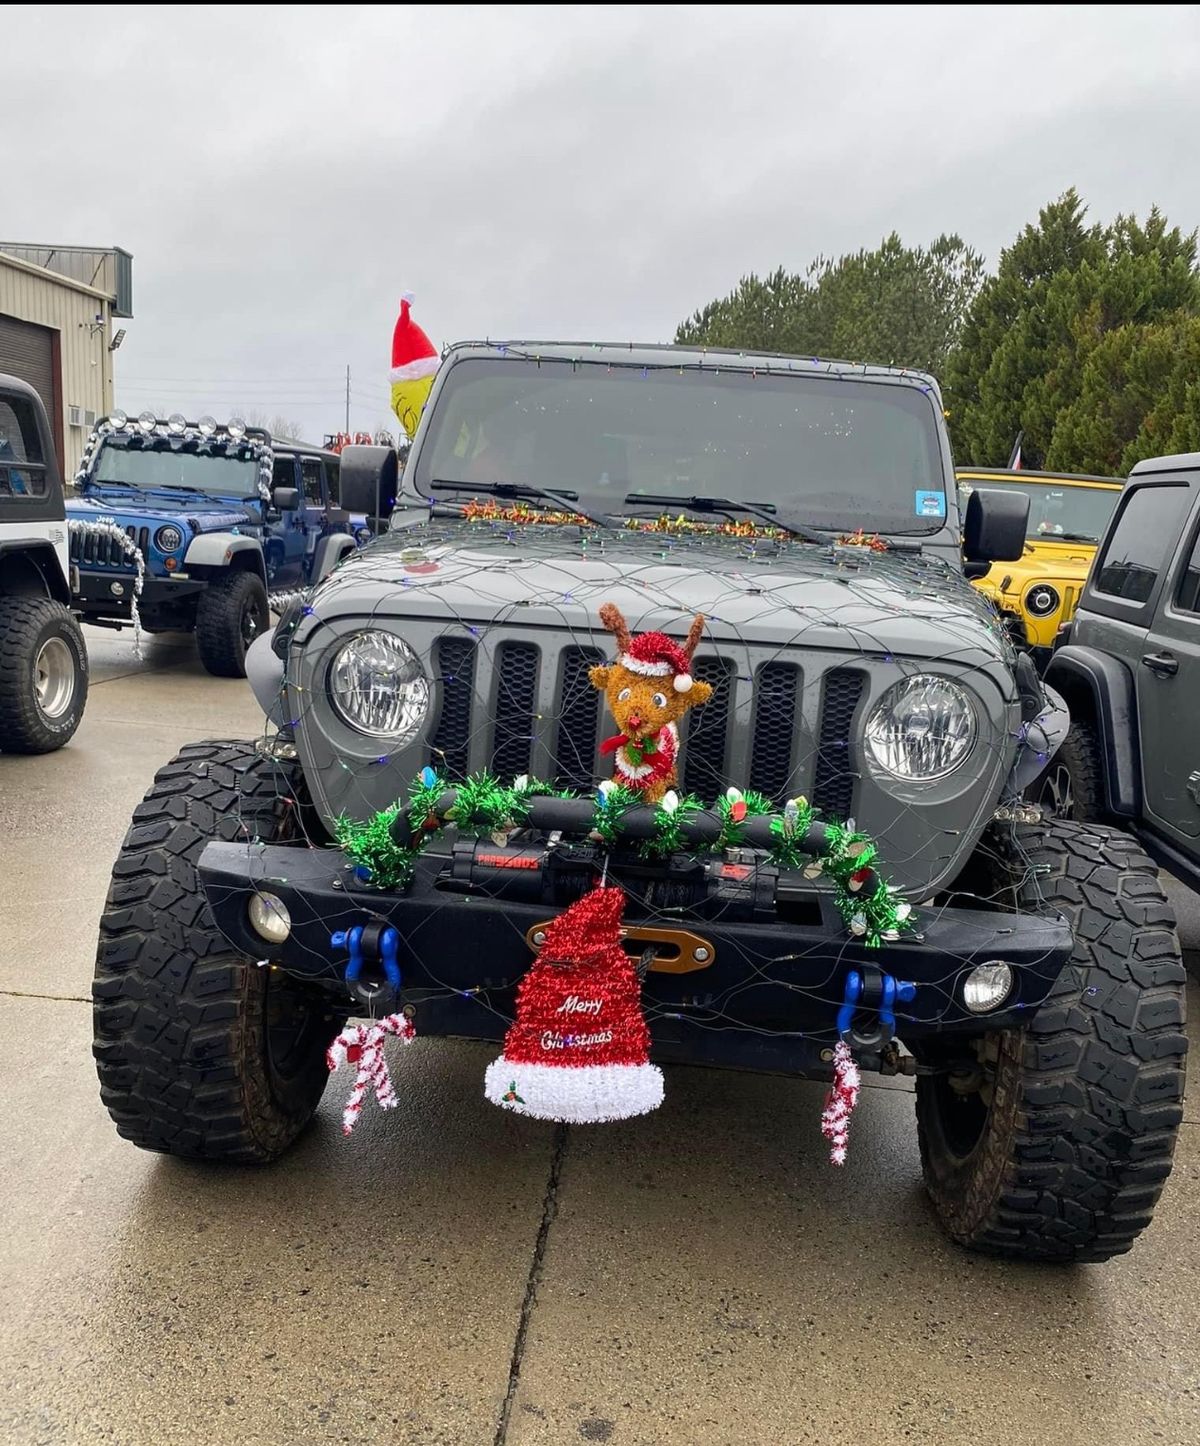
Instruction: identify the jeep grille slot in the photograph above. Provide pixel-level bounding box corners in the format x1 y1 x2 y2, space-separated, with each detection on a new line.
748 661 799 801
430 636 477 781
553 646 603 790
69 530 81 563
492 641 540 779
812 669 864 819
683 655 734 799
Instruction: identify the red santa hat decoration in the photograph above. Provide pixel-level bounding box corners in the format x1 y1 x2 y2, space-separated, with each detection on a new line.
617 630 696 694
389 292 439 441
484 885 663 1123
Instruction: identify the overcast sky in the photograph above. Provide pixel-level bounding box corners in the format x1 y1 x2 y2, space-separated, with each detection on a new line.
5 4 1199 442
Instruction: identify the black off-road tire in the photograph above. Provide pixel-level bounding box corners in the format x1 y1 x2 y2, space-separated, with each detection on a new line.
916 817 1186 1262
93 741 341 1161
1030 721 1109 823
0 595 88 753
195 570 269 678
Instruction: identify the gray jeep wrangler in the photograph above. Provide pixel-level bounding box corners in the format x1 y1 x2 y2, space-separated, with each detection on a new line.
1040 451 1200 893
92 343 1187 1262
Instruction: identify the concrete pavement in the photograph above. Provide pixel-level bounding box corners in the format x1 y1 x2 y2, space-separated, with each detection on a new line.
1 627 1197 1446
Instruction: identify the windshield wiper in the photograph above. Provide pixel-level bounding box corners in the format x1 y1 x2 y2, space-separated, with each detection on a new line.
431 480 613 529
622 492 828 545
1055 531 1100 543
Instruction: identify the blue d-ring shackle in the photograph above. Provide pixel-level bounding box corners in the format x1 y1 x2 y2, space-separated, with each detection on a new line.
331 923 402 1001
836 968 916 1040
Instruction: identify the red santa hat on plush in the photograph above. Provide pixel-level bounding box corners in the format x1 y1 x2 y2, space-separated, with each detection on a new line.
484 885 664 1123
617 630 695 693
389 292 439 440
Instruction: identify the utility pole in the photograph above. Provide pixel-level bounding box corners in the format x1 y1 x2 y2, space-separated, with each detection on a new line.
345 364 351 434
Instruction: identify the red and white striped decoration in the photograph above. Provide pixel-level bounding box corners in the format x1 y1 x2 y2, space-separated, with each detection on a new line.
821 1039 861 1166
326 1013 415 1135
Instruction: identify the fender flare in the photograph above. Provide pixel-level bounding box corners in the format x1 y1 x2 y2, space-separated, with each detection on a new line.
311 533 357 585
0 539 70 604
183 532 267 584
1042 644 1139 817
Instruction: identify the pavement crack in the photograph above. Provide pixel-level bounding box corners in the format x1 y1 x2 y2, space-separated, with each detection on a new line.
0 989 90 1004
493 1122 568 1446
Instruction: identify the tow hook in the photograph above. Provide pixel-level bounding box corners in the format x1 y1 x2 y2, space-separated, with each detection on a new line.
836 966 916 1048
331 922 403 1010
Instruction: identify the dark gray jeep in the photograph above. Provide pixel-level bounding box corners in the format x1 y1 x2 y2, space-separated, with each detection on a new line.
1040 451 1200 892
92 343 1187 1262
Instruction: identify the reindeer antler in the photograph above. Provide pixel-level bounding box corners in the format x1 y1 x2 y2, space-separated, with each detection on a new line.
598 602 632 654
684 613 706 659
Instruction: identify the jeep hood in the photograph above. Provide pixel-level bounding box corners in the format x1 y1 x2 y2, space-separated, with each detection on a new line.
68 495 256 532
311 520 1006 667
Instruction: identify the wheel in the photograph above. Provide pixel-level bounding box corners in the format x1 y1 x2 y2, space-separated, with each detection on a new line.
1029 722 1108 823
93 741 341 1160
0 595 88 753
194 570 269 678
915 817 1186 1262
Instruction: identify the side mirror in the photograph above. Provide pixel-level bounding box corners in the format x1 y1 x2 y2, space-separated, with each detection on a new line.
964 488 1028 565
340 445 398 529
272 486 299 511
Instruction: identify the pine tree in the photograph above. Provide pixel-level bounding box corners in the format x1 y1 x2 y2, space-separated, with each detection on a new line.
945 191 1200 469
675 234 984 376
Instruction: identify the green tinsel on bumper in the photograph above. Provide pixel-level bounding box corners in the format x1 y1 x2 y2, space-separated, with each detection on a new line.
333 771 915 946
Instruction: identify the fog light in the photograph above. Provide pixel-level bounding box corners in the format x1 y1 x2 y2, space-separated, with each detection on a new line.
110 581 125 597
963 961 1013 1014
249 891 291 944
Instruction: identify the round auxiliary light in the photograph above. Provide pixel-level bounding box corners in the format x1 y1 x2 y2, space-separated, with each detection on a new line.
329 631 430 740
197 414 218 437
248 891 292 945
155 524 184 554
136 411 157 435
167 412 188 435
1025 583 1060 618
226 415 247 439
864 674 977 782
963 961 1013 1015
109 409 129 431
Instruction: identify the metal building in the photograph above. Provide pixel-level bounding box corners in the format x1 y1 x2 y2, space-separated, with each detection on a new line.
0 244 133 477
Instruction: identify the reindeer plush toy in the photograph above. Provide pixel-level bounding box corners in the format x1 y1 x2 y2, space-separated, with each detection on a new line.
589 603 713 804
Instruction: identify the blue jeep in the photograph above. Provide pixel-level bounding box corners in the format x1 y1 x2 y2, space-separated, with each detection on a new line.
68 414 372 676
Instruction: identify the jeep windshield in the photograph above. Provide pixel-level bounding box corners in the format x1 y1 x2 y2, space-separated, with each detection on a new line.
985 480 1119 544
413 356 949 536
90 441 259 499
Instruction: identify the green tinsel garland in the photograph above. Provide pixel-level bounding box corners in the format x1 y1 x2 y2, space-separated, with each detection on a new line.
640 792 703 859
334 771 915 945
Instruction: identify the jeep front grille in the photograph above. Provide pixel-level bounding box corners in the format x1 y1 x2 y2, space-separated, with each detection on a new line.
425 634 861 817
68 524 147 569
812 669 865 817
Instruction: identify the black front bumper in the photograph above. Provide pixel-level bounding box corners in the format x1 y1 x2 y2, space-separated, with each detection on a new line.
199 841 1074 1072
74 571 206 626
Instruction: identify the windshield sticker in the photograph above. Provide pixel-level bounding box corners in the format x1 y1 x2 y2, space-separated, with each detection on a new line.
915 489 946 519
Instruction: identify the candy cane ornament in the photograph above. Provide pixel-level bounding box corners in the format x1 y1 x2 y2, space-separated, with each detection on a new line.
326 1014 415 1135
821 1038 861 1166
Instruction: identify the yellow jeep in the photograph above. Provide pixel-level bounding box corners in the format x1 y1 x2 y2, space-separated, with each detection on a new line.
957 468 1122 665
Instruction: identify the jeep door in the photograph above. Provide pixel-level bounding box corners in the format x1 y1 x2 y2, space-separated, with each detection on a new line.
1138 473 1200 840
1090 470 1200 843
267 454 306 586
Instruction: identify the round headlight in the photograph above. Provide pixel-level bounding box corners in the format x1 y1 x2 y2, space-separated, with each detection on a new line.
226 416 247 439
109 409 129 431
197 414 218 437
137 410 157 435
865 674 977 781
355 527 373 547
1025 583 1060 618
167 412 188 435
329 631 430 740
155 524 184 553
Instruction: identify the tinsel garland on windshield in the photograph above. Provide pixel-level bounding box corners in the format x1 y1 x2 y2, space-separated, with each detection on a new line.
332 768 915 946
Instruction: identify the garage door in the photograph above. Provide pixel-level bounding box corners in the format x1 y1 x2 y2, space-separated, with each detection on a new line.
0 313 59 469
